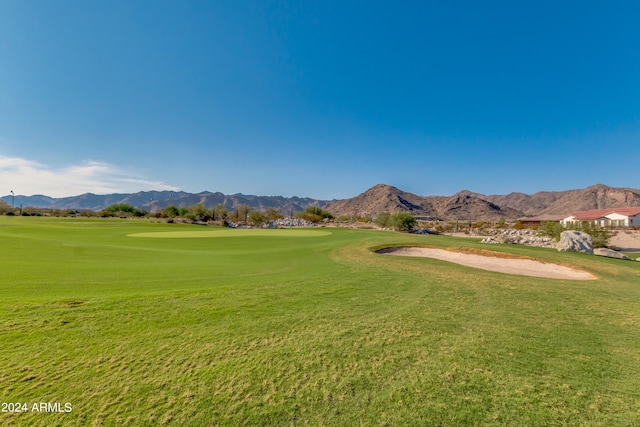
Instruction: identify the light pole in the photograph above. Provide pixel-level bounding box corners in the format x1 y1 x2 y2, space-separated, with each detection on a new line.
10 190 14 210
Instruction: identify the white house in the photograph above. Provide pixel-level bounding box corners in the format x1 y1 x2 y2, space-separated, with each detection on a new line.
561 207 640 227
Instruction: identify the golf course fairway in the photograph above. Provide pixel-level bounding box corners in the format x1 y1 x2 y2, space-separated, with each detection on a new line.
1 216 640 426
128 228 332 238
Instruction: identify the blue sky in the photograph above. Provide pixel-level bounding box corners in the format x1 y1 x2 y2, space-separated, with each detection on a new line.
0 1 638 199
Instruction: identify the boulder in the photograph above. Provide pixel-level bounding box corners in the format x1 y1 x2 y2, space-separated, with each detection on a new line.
594 248 630 260
557 231 593 254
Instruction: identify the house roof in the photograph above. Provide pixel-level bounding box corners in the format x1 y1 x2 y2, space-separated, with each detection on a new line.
607 207 640 216
569 207 640 220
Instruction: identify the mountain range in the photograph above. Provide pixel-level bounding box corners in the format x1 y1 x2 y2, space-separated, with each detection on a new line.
325 184 640 221
324 185 522 221
4 184 640 221
2 191 327 216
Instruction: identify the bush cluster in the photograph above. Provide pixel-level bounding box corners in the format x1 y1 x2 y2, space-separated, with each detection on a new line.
296 206 334 223
100 204 147 218
374 212 417 232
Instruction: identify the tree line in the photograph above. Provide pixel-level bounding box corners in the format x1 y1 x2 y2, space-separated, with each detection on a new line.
1 199 422 233
97 202 337 226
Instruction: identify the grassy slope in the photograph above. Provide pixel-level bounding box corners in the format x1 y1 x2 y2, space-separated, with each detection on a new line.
1 217 640 426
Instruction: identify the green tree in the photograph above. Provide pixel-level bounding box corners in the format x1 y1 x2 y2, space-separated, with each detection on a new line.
390 212 417 232
0 200 11 215
265 207 283 221
186 203 212 222
100 203 146 218
213 204 228 221
162 204 180 218
237 204 250 223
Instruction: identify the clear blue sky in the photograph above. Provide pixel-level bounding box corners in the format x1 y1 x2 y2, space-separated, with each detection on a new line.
1 1 638 199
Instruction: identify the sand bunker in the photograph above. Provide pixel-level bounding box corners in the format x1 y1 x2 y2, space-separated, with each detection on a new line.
377 247 596 280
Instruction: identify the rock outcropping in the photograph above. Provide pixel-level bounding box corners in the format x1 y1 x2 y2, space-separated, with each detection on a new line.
557 231 593 254
594 248 630 260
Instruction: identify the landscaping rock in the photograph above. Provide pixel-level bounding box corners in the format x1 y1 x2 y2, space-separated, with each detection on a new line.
480 229 554 248
594 248 630 260
227 218 317 228
557 231 593 254
414 228 436 234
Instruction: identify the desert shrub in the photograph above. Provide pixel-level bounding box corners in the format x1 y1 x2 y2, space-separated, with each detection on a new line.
100 203 147 218
374 212 392 228
574 222 610 248
77 210 98 218
297 206 334 223
248 210 267 226
472 221 488 229
538 221 566 241
390 212 417 232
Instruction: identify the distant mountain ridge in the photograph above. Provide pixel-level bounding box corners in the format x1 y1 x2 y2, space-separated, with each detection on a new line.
4 183 640 221
2 191 329 214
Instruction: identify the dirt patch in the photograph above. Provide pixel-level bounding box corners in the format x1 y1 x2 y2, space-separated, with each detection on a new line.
376 246 596 280
609 230 640 252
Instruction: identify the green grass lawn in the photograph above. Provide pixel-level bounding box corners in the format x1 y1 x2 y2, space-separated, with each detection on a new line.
1 217 640 426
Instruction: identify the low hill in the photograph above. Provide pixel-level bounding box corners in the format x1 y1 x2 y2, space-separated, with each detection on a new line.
325 185 525 221
482 184 640 215
323 184 439 219
429 193 525 221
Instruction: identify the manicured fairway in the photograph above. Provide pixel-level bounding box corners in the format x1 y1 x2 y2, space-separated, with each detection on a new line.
128 229 333 238
1 217 640 426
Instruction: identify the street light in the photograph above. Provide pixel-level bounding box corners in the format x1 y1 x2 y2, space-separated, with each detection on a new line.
10 190 14 210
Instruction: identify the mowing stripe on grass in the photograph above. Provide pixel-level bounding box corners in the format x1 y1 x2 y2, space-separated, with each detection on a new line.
127 229 332 238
